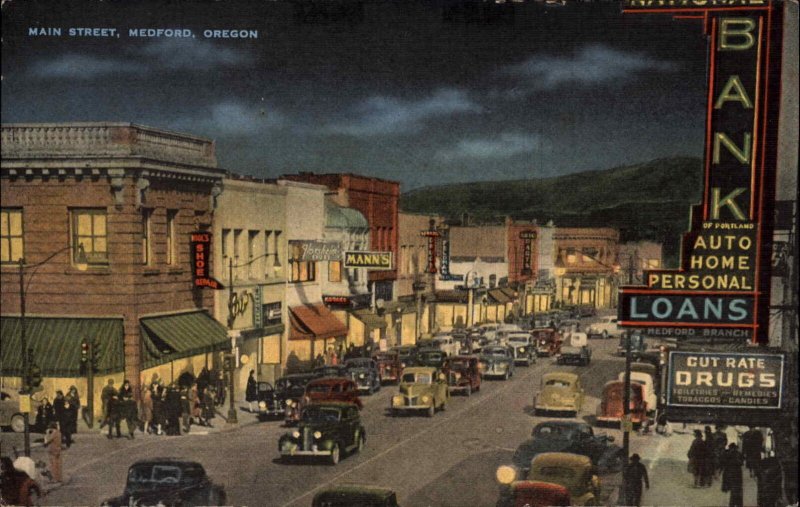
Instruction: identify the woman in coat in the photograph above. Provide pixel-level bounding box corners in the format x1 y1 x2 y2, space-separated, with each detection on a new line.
65 386 80 437
53 390 72 448
245 370 257 412
688 429 709 488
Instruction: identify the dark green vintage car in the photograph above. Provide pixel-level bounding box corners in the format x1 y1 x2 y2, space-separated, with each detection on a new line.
312 485 399 507
278 402 365 465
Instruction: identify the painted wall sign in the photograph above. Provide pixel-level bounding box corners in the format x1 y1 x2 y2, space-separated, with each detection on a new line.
619 4 782 344
666 351 784 409
288 240 342 261
438 228 464 281
344 250 393 270
190 232 224 290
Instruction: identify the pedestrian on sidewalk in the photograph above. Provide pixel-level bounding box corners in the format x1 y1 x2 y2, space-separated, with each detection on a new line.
756 455 782 507
43 422 63 483
53 390 71 448
245 371 257 413
720 442 744 507
65 386 80 445
180 385 192 433
713 425 728 478
118 379 137 439
141 385 154 434
624 453 649 507
165 384 182 435
152 384 166 435
688 429 709 487
34 397 54 431
703 426 716 486
100 379 117 431
202 387 215 427
1 456 40 507
741 427 764 478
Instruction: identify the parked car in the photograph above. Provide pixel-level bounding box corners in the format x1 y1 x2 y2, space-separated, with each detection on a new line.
389 345 418 368
312 485 399 507
1 391 41 433
279 402 365 465
534 372 584 417
596 380 647 427
414 349 448 370
255 382 286 420
373 351 403 384
586 316 621 339
101 459 226 507
285 377 362 425
443 355 481 396
495 479 571 507
511 421 624 476
532 328 563 357
390 366 449 417
478 345 515 380
556 332 591 366
506 332 536 366
345 358 382 394
524 453 601 506
616 371 657 416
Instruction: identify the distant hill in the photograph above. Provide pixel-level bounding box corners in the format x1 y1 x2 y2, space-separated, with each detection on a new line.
400 157 703 266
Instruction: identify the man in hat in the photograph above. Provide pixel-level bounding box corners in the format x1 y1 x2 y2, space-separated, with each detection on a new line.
721 442 744 507
624 453 649 506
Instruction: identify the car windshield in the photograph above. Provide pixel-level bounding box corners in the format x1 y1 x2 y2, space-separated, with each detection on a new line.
127 464 184 485
545 379 572 388
420 352 444 362
306 384 332 394
258 382 274 392
448 361 470 370
486 348 507 357
533 425 575 439
302 407 341 423
402 372 431 384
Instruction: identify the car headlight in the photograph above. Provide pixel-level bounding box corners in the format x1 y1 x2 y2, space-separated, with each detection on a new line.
292 431 300 439
259 401 267 409
454 372 461 380
401 362 406 368
359 373 365 379
286 399 295 407
518 347 525 353
422 395 430 403
314 431 322 439
392 395 403 406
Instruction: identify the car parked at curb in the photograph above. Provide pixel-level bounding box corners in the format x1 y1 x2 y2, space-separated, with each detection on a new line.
1 391 42 433
511 421 624 476
478 345 515 380
497 453 601 506
596 380 647 427
345 358 381 394
312 485 400 507
586 316 621 339
556 332 591 366
255 382 286 420
279 402 365 465
443 355 481 396
101 459 226 507
414 349 448 370
534 372 584 417
390 367 449 417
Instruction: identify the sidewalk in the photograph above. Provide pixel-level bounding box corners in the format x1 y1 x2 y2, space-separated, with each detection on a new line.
623 424 759 507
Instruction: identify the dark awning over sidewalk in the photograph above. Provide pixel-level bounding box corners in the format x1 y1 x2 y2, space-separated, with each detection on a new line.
1 316 124 376
289 304 348 341
488 289 512 304
140 310 229 368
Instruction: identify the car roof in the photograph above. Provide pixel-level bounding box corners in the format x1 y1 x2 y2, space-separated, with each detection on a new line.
532 452 592 468
402 366 437 374
314 485 395 500
542 372 579 382
534 420 586 430
129 458 204 468
281 373 315 380
512 480 571 493
307 377 352 386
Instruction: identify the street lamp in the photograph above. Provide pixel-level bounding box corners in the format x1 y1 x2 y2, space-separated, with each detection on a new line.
16 246 87 456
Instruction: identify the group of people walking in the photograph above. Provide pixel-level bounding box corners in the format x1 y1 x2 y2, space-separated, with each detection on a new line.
688 425 732 488
100 373 218 438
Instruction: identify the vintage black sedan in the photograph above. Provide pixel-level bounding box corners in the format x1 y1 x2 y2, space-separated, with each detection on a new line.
101 459 226 507
478 345 515 380
345 357 382 394
414 349 448 370
511 421 624 476
275 373 315 407
313 365 350 379
255 381 286 420
279 402 366 465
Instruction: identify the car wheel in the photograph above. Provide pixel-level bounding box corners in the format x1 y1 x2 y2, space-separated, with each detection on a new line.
10 414 25 433
329 444 340 465
427 405 435 417
465 385 472 397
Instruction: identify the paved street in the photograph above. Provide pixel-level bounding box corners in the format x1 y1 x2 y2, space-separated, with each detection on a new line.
1 335 756 507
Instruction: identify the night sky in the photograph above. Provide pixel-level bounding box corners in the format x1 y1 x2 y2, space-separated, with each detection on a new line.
2 0 709 190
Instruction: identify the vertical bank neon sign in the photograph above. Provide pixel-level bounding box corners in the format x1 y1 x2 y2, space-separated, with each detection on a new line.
619 1 782 343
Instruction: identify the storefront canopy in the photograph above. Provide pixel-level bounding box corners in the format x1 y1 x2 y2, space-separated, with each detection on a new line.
1 316 124 376
352 309 388 329
289 304 348 341
140 310 229 368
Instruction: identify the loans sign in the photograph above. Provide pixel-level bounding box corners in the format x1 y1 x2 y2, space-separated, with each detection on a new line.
666 351 784 410
344 251 393 270
619 3 782 344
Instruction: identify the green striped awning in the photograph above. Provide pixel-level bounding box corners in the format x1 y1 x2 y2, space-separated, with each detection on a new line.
140 311 229 368
0 316 124 376
488 289 512 304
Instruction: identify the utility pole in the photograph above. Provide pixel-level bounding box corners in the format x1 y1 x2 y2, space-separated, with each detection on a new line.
19 258 31 457
226 257 238 425
622 330 633 491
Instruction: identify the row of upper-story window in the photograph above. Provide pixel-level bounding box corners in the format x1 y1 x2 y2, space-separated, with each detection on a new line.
373 226 394 251
1 207 178 267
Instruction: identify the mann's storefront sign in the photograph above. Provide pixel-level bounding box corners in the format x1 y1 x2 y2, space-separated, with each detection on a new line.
619 3 782 344
344 251 393 270
667 351 784 410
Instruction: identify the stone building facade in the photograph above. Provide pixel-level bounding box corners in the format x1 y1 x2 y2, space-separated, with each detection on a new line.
553 227 620 309
0 123 227 416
